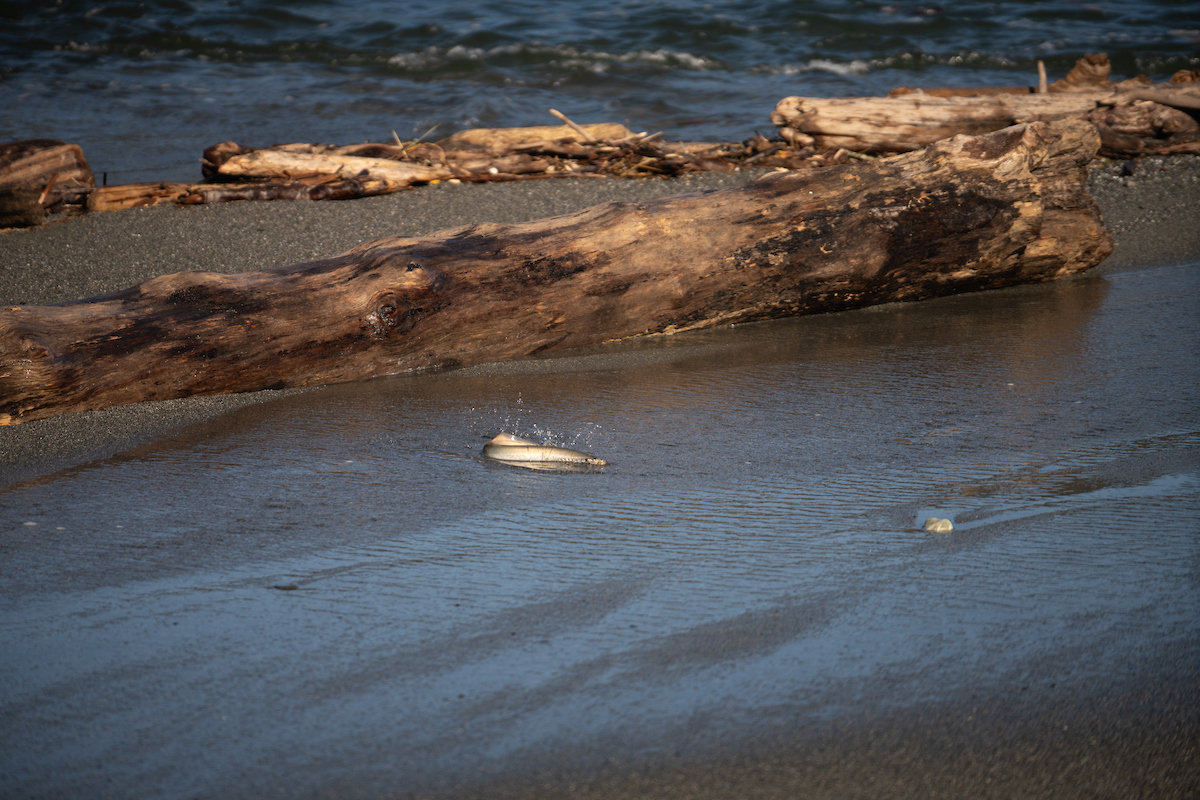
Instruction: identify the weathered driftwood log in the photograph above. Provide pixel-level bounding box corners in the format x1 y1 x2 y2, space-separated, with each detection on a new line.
199 122 641 187
773 92 1103 151
213 147 454 185
774 54 1200 157
0 119 1112 425
199 126 792 190
773 87 1200 156
442 121 635 154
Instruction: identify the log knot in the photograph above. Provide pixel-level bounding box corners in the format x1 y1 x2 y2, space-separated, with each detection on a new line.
365 289 444 339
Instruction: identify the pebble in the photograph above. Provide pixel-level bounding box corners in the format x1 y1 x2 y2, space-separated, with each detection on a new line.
924 517 954 534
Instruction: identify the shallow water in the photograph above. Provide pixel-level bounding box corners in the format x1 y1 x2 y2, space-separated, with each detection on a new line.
1 257 1197 796
3 0 1197 182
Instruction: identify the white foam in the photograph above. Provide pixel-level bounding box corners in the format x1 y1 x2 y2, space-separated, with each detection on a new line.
758 58 870 76
806 58 870 75
388 42 718 72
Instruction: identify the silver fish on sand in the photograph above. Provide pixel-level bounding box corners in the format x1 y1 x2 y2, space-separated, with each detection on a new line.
481 433 608 469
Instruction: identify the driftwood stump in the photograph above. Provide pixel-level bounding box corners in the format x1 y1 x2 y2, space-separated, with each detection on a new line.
0 139 95 225
0 119 1112 425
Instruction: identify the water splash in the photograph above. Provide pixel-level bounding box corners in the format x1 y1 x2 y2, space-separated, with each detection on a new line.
467 393 607 457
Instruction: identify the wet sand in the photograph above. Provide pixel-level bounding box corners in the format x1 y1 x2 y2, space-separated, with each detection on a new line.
1 159 1199 799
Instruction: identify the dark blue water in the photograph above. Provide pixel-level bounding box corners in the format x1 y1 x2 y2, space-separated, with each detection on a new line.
1 1 1198 180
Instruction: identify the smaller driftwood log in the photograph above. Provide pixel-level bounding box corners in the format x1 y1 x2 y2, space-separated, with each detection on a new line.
197 121 804 188
1 120 1112 425
773 53 1200 158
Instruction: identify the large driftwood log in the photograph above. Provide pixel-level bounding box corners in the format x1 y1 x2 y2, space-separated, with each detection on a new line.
774 54 1200 157
0 120 1112 425
0 139 94 199
772 87 1200 156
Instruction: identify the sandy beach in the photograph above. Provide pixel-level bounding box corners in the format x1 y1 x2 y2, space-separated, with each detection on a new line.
2 158 1198 799
3 159 1199 485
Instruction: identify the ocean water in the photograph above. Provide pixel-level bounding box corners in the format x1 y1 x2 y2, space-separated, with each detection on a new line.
2 0 1198 182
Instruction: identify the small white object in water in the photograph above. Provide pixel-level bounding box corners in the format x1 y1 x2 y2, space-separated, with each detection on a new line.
481 432 608 468
923 517 954 534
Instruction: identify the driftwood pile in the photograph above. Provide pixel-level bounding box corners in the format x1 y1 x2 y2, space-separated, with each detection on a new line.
79 120 816 215
0 120 814 225
0 53 1189 423
1 119 1112 424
